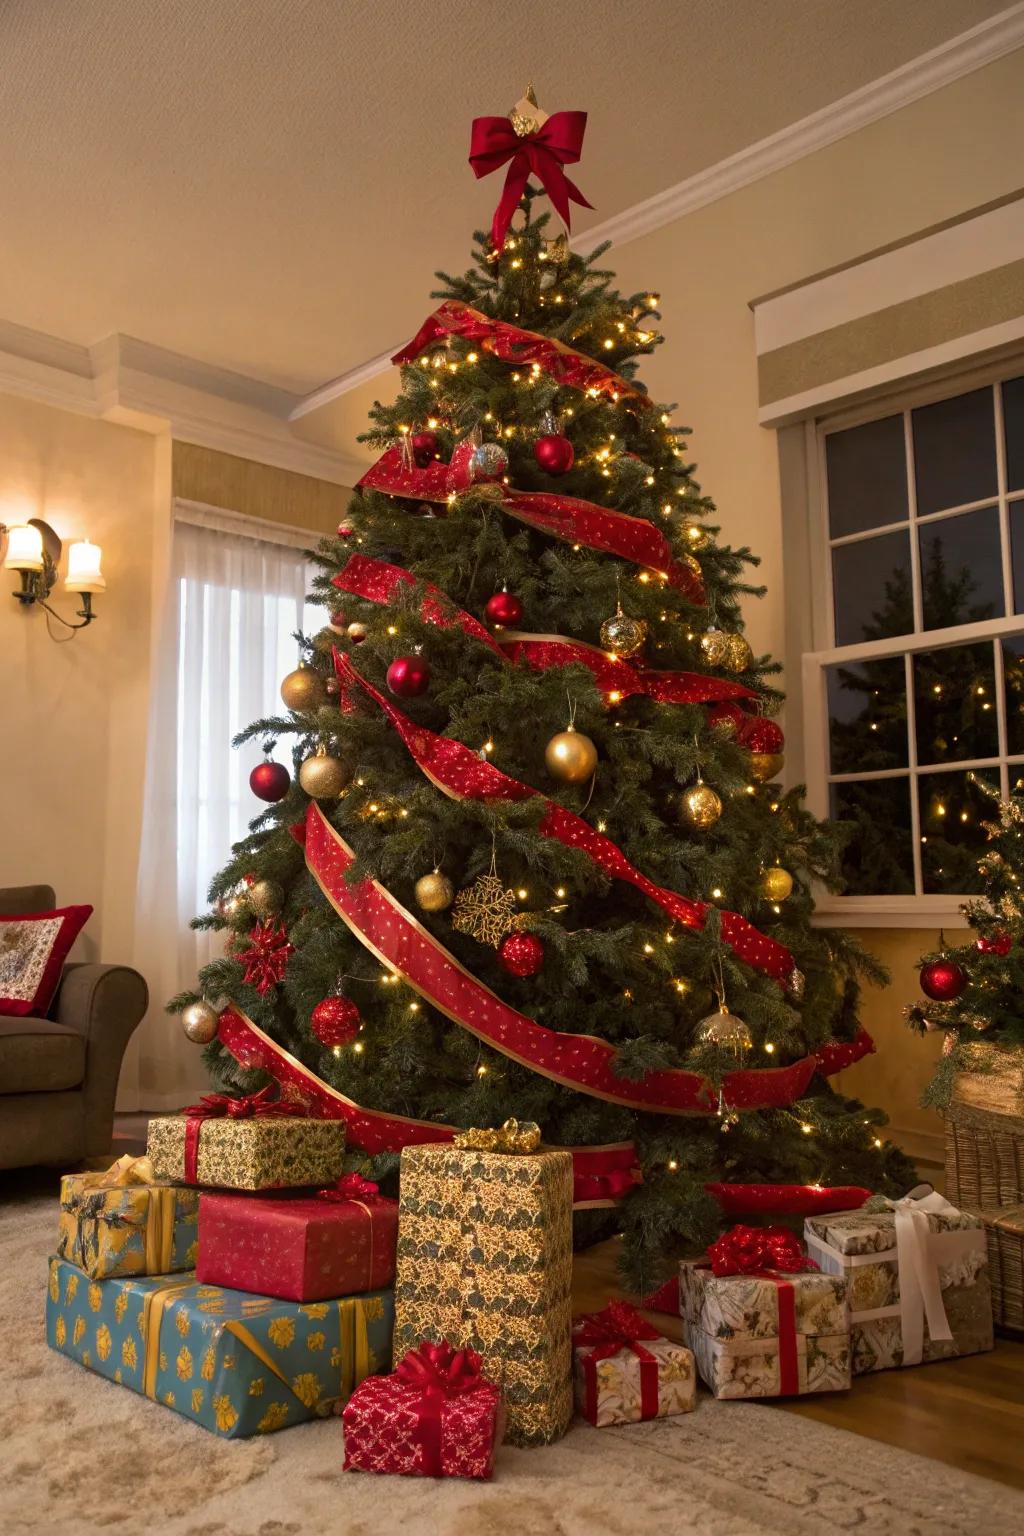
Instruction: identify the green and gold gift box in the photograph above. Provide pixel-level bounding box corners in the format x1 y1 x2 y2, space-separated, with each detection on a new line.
393 1139 574 1448
57 1159 198 1280
146 1112 346 1191
46 1256 393 1437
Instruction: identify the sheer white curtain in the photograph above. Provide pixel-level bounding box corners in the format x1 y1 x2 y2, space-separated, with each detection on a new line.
122 508 319 1110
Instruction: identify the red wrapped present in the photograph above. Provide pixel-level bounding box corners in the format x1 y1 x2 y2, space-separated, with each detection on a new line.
196 1174 398 1302
343 1341 503 1479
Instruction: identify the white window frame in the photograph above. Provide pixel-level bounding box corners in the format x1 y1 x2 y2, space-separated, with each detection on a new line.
791 352 1024 926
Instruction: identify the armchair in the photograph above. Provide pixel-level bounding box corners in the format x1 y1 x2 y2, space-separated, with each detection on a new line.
0 885 148 1169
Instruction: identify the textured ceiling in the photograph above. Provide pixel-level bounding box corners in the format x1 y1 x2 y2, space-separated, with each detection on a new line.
0 0 1010 394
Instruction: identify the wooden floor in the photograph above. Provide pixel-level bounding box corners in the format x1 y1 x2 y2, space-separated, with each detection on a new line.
574 1237 1024 1493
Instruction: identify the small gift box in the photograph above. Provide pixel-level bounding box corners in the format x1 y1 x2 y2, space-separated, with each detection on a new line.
343 1340 503 1479
680 1225 851 1400
146 1086 346 1190
805 1186 994 1374
57 1154 198 1280
393 1120 573 1448
197 1175 399 1302
572 1300 696 1427
47 1255 393 1437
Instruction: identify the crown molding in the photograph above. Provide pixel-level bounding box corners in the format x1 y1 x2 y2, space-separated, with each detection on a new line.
286 4 1024 421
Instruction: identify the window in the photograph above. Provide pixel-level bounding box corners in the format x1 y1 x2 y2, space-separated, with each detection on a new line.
803 368 1024 905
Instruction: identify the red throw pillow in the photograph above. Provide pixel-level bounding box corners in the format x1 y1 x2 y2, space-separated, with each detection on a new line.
0 905 93 1017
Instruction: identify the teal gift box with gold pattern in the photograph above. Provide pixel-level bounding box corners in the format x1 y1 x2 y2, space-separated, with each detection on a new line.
57 1170 198 1280
45 1256 393 1437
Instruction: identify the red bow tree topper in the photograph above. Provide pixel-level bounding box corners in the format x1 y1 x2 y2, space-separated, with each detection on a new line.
469 88 593 251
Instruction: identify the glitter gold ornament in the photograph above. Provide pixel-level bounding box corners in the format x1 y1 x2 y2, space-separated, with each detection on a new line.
599 605 648 659
681 781 722 829
545 725 598 783
298 745 350 799
451 872 517 947
248 879 284 919
415 870 455 913
760 866 794 902
750 752 785 783
699 626 729 667
697 1004 752 1056
181 1000 219 1044
724 632 753 673
280 663 326 712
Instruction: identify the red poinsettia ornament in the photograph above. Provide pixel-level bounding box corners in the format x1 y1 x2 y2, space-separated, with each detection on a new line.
976 930 1012 956
238 920 294 995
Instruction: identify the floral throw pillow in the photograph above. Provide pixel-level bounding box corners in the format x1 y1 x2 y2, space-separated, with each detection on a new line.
0 906 93 1017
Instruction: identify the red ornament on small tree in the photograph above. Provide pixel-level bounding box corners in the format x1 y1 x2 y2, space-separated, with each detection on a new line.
742 718 785 754
920 957 967 1001
485 589 524 627
498 930 544 977
411 430 441 467
387 654 431 698
249 760 290 803
534 433 574 475
310 995 361 1047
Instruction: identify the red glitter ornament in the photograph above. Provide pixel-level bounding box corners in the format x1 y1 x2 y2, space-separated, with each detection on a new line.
337 524 354 538
485 589 524 627
920 957 967 1001
498 930 544 977
976 930 1012 956
534 433 574 475
310 995 361 1047
411 430 441 467
743 718 785 754
386 654 431 698
249 760 290 803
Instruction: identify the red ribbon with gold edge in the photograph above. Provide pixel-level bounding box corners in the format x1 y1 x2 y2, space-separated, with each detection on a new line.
394 1341 489 1476
391 299 643 407
179 1085 304 1182
335 649 794 984
704 1225 820 1397
706 1181 873 1218
469 110 593 252
572 1301 662 1423
333 554 505 657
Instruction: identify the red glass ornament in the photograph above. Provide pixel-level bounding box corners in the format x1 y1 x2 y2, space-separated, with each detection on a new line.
498 931 544 977
485 589 524 627
707 702 748 736
742 718 785 754
976 930 1012 956
329 609 347 631
386 654 431 698
249 761 290 803
310 995 361 1047
920 957 967 1001
337 524 354 538
534 433 575 475
411 430 441 467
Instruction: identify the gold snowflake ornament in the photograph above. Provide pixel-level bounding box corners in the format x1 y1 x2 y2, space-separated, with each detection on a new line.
451 873 517 947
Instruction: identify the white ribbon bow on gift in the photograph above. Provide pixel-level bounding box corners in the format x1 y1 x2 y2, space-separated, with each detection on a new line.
880 1184 957 1365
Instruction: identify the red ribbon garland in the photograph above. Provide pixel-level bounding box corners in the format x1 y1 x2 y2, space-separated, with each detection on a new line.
315 1172 384 1204
394 1340 488 1476
573 1301 662 1422
469 111 593 252
706 1181 872 1218
703 1225 820 1398
180 1085 303 1182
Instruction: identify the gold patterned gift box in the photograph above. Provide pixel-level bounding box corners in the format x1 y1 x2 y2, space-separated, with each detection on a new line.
57 1161 198 1280
45 1255 393 1437
679 1260 851 1399
146 1111 346 1190
393 1141 574 1448
804 1190 994 1374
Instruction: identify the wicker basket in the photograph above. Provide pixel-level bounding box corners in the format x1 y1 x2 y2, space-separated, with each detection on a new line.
944 1044 1024 1208
973 1205 1024 1333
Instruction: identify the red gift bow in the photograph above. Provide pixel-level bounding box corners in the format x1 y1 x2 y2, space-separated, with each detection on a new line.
703 1225 818 1398
180 1085 303 1182
573 1301 662 1422
469 110 593 251
395 1340 489 1476
316 1172 383 1204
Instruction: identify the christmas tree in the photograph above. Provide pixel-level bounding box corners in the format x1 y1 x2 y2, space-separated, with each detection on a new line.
174 95 913 1288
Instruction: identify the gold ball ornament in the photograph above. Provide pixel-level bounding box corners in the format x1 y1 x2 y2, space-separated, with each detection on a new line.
280 663 327 712
696 1004 753 1055
760 866 794 902
298 745 351 799
346 621 368 645
248 878 283 919
415 871 455 913
181 1000 219 1045
699 626 730 667
750 751 785 783
723 632 753 673
599 608 648 659
681 782 723 829
545 725 599 783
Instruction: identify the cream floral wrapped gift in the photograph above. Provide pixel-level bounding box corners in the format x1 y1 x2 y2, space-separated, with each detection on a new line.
572 1301 696 1426
679 1225 850 1400
804 1186 993 1375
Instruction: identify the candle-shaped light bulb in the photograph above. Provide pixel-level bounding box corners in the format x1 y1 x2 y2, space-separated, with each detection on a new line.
65 539 105 593
3 524 44 571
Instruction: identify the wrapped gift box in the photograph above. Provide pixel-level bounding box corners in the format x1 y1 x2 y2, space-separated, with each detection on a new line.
679 1259 850 1399
804 1193 994 1374
46 1255 393 1437
343 1342 503 1479
393 1141 573 1447
57 1163 198 1280
572 1303 696 1426
197 1183 398 1302
146 1111 346 1191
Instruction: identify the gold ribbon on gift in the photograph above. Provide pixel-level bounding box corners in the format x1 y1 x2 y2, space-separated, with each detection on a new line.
64 1156 179 1276
142 1278 197 1400
78 1153 159 1189
453 1118 542 1153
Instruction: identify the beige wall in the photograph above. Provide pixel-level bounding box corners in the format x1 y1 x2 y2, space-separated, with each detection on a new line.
172 441 350 535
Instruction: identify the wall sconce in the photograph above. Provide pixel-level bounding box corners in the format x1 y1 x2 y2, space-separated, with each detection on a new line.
1 518 104 634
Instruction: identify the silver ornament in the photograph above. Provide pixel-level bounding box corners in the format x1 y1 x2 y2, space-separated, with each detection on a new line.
469 442 509 481
696 1005 752 1055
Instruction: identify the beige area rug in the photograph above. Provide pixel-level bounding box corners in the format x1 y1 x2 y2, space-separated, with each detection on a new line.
4 1178 1023 1536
